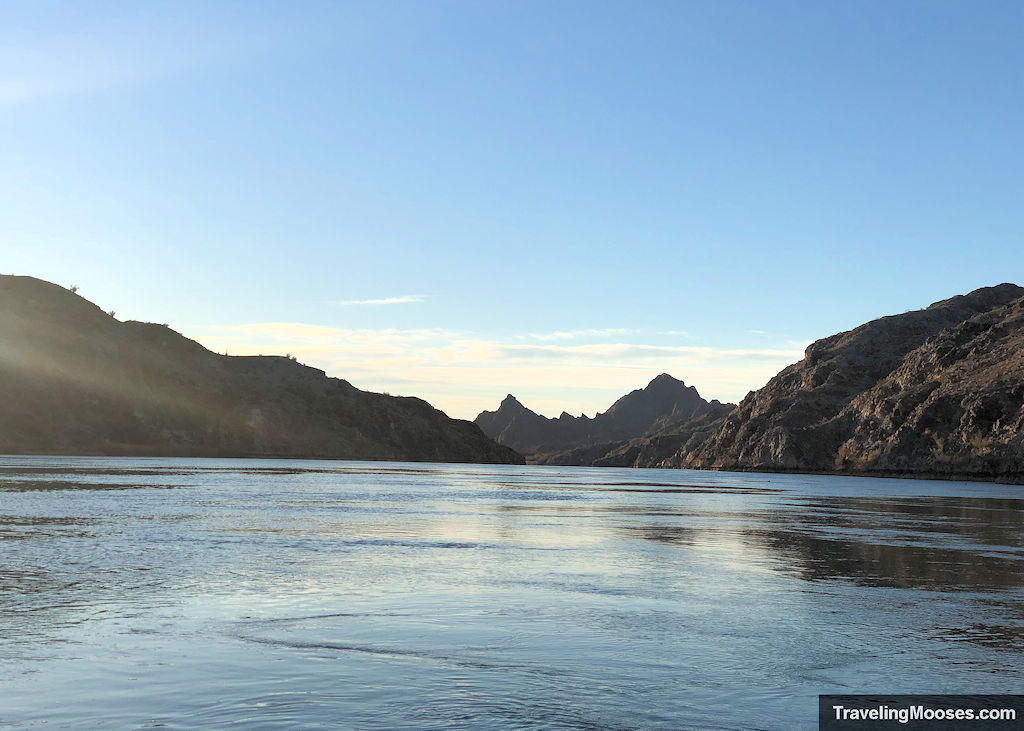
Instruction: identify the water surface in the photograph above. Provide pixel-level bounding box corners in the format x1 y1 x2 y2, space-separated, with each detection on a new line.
1 457 1022 729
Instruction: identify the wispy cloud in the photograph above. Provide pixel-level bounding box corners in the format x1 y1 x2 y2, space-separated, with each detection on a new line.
524 328 695 341
332 295 427 306
482 342 803 361
213 322 458 343
191 322 810 419
526 328 636 341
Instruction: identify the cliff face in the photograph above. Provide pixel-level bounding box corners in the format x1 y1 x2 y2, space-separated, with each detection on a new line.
663 284 1024 481
0 276 523 464
474 374 721 457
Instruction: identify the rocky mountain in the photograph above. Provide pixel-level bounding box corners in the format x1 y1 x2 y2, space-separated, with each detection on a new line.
635 283 1024 482
533 403 734 467
0 275 522 464
475 373 724 458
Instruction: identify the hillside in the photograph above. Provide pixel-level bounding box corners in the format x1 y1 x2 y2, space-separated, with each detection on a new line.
0 275 523 464
642 284 1024 482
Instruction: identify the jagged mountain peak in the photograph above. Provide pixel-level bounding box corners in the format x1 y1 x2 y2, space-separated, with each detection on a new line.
499 394 527 411
475 373 714 456
648 373 684 387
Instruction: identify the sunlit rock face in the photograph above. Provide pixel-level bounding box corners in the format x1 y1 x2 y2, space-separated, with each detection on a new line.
675 283 1024 482
0 275 523 464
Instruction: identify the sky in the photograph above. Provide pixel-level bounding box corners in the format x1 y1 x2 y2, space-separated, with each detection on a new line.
2 1 1021 419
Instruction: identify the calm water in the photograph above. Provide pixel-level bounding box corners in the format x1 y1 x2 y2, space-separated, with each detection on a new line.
1 457 1022 729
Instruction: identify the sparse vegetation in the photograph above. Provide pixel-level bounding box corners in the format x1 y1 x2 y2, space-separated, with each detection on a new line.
969 432 992 454
69 285 79 293
107 309 116 318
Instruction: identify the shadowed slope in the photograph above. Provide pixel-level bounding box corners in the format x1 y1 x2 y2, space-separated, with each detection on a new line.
0 276 523 464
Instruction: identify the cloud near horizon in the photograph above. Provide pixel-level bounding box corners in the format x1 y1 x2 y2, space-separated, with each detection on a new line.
332 294 428 306
194 322 809 420
525 328 637 341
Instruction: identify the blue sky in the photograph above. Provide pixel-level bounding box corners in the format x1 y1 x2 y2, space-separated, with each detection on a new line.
2 1 1021 418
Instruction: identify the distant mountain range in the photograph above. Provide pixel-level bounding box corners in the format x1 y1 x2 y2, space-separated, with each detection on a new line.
474 373 732 461
479 284 1024 483
0 275 522 464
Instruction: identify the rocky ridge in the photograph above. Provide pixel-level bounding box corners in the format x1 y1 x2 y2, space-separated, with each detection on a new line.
646 284 1024 482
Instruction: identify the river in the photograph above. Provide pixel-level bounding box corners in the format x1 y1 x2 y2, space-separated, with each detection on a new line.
1 457 1021 729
